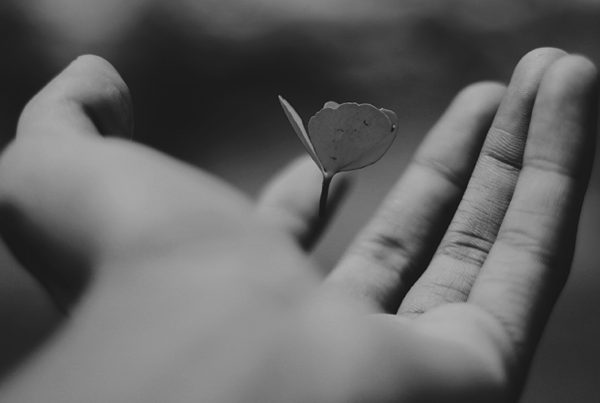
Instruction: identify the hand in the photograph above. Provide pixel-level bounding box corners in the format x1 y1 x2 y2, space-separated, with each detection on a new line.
0 48 596 402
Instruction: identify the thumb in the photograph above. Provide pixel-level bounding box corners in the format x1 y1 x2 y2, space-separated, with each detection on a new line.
0 55 134 309
17 54 133 139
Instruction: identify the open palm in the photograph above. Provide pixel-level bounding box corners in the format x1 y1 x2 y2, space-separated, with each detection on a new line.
0 48 596 402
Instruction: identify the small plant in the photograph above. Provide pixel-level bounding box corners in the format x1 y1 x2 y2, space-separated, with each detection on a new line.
279 95 398 218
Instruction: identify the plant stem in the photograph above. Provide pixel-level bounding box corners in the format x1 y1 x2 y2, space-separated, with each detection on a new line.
319 174 332 220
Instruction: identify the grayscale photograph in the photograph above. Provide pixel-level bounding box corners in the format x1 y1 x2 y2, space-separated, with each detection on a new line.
0 1 599 402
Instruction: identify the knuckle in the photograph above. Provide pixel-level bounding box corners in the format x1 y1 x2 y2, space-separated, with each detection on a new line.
425 276 472 301
400 271 476 316
413 276 474 312
481 126 525 173
438 226 494 266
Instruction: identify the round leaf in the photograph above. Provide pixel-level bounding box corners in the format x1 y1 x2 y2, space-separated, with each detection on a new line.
307 103 397 175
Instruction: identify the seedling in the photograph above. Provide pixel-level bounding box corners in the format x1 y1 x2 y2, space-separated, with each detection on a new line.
279 95 398 218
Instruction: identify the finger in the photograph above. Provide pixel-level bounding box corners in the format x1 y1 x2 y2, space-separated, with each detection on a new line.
398 48 567 316
17 54 133 139
256 155 351 251
468 56 598 366
325 81 505 312
0 55 134 308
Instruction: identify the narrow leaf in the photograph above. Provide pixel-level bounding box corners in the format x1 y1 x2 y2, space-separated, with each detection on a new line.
278 96 323 171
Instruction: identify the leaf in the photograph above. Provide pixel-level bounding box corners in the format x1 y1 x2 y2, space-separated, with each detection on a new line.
381 108 399 131
279 96 398 219
323 101 340 109
278 96 323 171
307 103 397 174
279 96 398 178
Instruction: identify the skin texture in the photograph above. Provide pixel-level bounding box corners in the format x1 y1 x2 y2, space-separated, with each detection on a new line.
0 48 596 402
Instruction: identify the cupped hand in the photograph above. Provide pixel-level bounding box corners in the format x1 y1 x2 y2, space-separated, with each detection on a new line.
0 48 596 402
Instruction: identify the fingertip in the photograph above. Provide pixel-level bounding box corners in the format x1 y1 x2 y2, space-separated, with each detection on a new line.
457 81 506 102
509 48 568 89
529 54 599 182
452 81 506 118
69 54 122 77
17 54 134 139
63 54 134 137
521 46 567 59
515 47 568 70
540 54 598 101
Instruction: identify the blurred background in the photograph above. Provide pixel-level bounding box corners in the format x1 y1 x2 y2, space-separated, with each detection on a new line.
0 0 599 401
